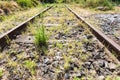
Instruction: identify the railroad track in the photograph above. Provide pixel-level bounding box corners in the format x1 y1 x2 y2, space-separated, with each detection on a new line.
0 6 52 50
0 5 120 80
66 5 120 55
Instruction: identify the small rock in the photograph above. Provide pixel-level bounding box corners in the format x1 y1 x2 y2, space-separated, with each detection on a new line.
64 73 70 79
12 56 17 61
83 62 91 70
73 62 79 68
98 47 105 52
75 73 82 78
17 50 23 54
93 61 100 70
62 36 66 39
43 67 49 74
87 35 93 39
89 70 96 75
81 71 85 76
93 60 108 68
104 61 109 68
52 61 59 68
0 9 4 15
57 72 64 80
0 59 7 65
49 45 53 48
116 37 120 40
96 7 105 11
37 63 42 67
113 15 118 18
31 46 35 51
69 63 74 70
55 34 60 39
29 52 34 59
44 58 51 65
93 52 102 59
109 63 116 70
98 76 105 80
9 50 16 56
86 46 94 52
55 56 63 60
56 52 61 56
104 68 112 75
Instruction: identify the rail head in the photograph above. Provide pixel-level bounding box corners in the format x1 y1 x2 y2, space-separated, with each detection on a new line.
65 5 120 54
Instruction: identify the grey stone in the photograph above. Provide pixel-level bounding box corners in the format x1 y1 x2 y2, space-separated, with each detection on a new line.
57 72 64 80
64 73 70 79
109 63 116 70
44 58 51 65
98 76 105 80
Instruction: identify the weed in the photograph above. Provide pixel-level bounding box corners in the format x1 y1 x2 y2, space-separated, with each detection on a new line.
77 42 83 47
56 0 65 3
48 48 55 56
80 54 89 61
23 60 36 75
5 35 11 44
40 13 44 23
105 76 120 80
114 33 119 38
16 0 38 8
55 68 61 73
41 46 48 55
78 50 83 54
63 55 71 71
56 42 63 49
78 22 89 33
67 48 74 55
79 0 113 10
68 43 75 49
82 38 89 43
0 54 4 59
112 50 118 58
63 27 72 34
105 76 112 80
7 60 18 67
29 75 37 80
0 16 5 22
64 62 70 71
0 69 3 78
17 52 25 60
27 24 36 34
34 25 48 47
73 77 81 80
115 76 120 80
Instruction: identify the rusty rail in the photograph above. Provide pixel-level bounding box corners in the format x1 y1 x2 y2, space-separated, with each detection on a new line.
0 6 52 50
66 5 120 54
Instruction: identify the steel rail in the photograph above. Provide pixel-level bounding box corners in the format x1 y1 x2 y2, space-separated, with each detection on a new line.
66 5 120 54
0 6 52 49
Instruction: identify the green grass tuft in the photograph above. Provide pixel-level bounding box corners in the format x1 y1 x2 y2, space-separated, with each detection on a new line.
0 69 3 78
16 0 32 8
79 0 113 10
16 0 39 8
34 25 48 47
0 16 5 22
23 60 36 75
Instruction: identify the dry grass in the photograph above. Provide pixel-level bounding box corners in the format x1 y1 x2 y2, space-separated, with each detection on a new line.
70 4 120 16
0 1 19 15
0 6 43 34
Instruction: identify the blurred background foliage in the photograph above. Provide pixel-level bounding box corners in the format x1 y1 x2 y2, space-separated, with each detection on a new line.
0 0 120 10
